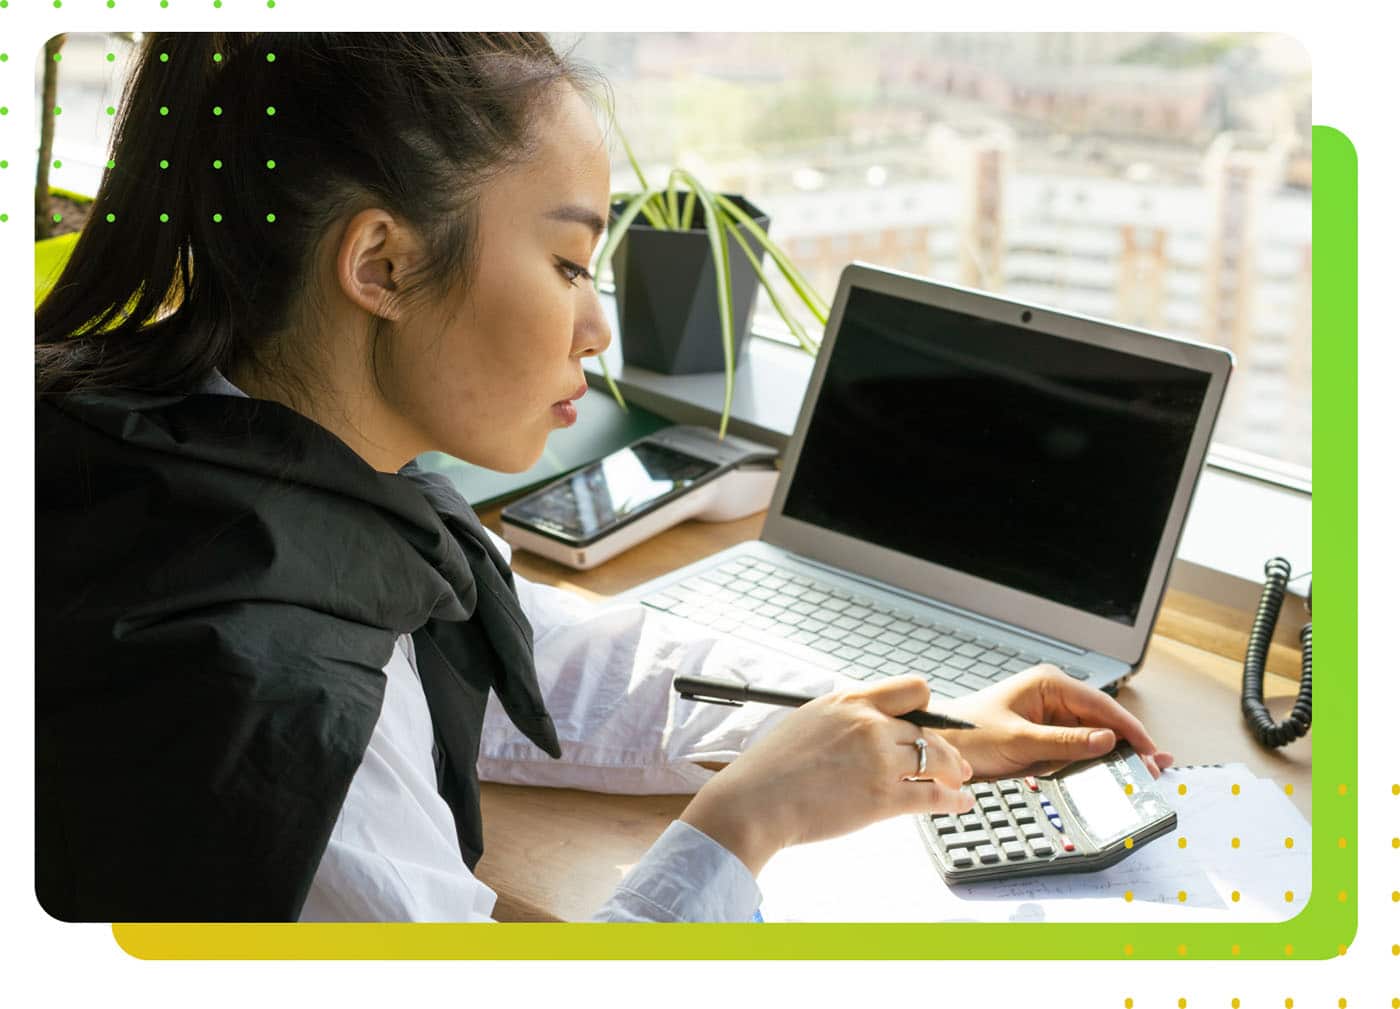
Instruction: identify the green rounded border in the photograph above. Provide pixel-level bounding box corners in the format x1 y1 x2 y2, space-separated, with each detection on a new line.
106 124 1354 960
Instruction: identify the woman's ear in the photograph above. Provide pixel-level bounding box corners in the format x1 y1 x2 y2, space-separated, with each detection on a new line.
337 208 413 322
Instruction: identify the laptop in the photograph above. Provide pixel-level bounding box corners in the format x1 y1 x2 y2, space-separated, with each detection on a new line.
614 262 1233 697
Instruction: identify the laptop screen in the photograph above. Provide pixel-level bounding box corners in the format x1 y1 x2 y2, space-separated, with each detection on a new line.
780 285 1213 626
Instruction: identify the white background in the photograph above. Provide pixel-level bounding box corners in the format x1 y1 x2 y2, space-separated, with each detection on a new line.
3 2 1391 1006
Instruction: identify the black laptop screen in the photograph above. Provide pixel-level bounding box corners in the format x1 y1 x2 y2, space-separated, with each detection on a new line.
781 285 1213 625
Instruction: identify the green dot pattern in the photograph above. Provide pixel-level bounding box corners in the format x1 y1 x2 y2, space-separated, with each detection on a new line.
266 160 276 170
106 213 116 223
266 213 277 223
159 107 169 117
214 54 223 63
107 159 116 169
212 213 222 223
53 53 61 62
107 107 116 116
107 53 116 62
159 213 170 223
267 53 276 63
213 106 223 117
0 215 8 223
0 161 7 169
0 54 9 63
160 53 169 63
52 160 61 169
266 106 276 116
213 160 223 169
54 107 62 115
159 160 169 169
0 109 8 117
52 214 62 223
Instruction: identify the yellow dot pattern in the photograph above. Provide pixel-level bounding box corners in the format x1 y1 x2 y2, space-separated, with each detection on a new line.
1231 1001 1240 1009
1176 943 1186 956
1232 783 1241 795
1178 836 1188 849
1285 836 1294 849
1124 783 1133 796
1231 891 1240 902
1284 783 1294 795
1285 1001 1294 1009
1178 1000 1186 1008
1124 891 1133 902
1123 837 1134 849
1177 890 1187 903
1284 890 1294 903
1124 1001 1132 1009
1231 837 1240 848
1177 783 1187 796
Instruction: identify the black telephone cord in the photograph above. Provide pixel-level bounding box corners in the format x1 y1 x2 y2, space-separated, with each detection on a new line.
1240 557 1312 748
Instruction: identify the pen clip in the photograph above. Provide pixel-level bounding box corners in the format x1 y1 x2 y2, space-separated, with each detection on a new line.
679 693 744 707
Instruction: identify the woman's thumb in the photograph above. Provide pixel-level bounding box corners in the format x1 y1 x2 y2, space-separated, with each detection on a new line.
1033 724 1117 760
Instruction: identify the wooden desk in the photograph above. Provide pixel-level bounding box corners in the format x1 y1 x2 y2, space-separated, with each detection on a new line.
473 506 1312 922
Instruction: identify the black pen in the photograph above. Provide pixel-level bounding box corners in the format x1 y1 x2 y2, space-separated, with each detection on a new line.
673 674 978 730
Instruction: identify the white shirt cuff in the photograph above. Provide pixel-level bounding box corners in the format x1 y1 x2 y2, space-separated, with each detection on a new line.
592 820 762 922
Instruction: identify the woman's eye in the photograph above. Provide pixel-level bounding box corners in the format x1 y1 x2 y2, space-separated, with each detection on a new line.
556 258 592 288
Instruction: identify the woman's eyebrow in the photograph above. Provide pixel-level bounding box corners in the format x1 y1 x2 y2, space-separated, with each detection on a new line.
544 204 606 238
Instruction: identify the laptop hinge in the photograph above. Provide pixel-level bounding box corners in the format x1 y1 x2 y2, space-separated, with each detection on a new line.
782 551 1088 656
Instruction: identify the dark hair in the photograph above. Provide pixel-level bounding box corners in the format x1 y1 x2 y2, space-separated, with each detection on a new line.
35 32 605 407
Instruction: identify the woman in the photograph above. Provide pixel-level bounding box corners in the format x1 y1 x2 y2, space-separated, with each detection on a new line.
35 32 1170 923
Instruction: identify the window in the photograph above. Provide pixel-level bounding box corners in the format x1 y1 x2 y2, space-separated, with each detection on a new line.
568 32 1312 481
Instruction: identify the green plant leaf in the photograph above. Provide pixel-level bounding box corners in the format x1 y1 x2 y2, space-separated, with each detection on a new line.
715 193 830 323
726 220 820 356
593 187 661 280
680 189 697 231
671 170 736 439
617 124 650 193
595 353 629 414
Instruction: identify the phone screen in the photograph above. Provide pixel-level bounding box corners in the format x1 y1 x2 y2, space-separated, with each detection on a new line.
508 442 720 540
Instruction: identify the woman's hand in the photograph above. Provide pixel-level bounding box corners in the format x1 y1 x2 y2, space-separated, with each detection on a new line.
935 664 1174 781
679 675 976 876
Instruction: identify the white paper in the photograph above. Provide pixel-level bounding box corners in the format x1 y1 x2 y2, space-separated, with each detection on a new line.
757 764 1312 922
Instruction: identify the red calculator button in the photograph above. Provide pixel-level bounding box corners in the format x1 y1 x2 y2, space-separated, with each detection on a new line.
1024 776 1039 792
1062 840 1076 852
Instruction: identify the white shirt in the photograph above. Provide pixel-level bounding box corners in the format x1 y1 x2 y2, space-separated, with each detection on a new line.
196 369 838 921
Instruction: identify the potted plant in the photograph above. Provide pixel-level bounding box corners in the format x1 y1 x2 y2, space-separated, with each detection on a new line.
593 130 830 439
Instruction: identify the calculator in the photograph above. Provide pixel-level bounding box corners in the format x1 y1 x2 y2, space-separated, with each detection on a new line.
917 741 1176 883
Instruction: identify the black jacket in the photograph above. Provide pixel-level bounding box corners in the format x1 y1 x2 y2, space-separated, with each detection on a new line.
36 386 560 922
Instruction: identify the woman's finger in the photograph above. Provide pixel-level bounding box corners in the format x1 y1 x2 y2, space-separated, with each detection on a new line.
856 674 932 718
1039 670 1161 759
895 778 977 817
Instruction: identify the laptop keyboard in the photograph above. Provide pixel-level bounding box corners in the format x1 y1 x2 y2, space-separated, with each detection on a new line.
640 555 1093 698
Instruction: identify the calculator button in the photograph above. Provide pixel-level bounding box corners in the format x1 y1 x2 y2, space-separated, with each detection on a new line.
945 830 990 850
1022 826 1044 839
1006 794 1027 808
931 816 958 835
985 811 1010 828
971 783 996 798
1062 840 1076 852
1024 777 1039 792
1003 842 1027 860
1048 816 1064 832
997 781 1019 794
959 813 982 830
951 851 974 868
994 827 1019 844
1014 809 1037 825
978 796 1002 812
976 845 1001 864
1029 838 1054 857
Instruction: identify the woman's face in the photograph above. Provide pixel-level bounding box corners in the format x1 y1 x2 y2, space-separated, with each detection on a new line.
387 85 613 474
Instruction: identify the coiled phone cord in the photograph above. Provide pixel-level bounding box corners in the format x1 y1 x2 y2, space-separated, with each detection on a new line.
1240 557 1312 748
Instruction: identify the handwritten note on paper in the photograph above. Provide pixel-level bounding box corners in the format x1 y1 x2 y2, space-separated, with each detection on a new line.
756 763 1312 923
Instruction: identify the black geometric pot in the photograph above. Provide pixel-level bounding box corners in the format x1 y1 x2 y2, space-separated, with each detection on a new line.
611 193 770 375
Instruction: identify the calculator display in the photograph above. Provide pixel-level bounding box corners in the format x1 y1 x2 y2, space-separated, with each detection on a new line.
508 442 720 540
1055 761 1143 849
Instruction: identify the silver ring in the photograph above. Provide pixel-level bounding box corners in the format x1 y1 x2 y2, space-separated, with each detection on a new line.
912 737 927 777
